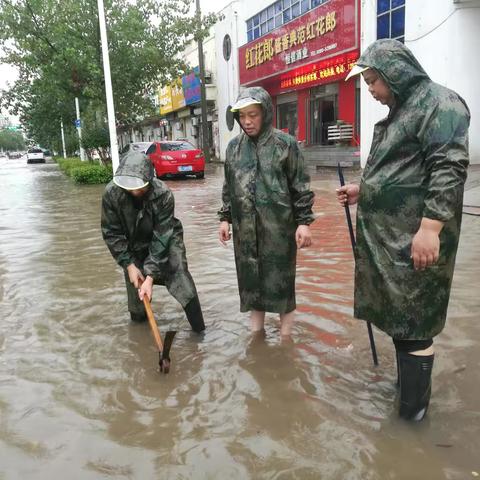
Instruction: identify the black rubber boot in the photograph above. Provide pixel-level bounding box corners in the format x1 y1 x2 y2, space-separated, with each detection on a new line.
130 311 147 323
183 296 205 333
398 351 434 421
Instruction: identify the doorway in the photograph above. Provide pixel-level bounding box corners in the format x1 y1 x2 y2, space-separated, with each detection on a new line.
309 84 338 145
310 96 337 145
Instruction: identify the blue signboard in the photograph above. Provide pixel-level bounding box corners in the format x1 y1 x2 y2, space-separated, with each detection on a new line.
182 67 201 106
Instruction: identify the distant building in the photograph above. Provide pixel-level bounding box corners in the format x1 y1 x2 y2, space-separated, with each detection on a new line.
118 27 219 158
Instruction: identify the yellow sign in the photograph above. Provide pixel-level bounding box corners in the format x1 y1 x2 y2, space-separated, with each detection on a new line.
246 10 337 70
159 85 173 115
171 78 186 111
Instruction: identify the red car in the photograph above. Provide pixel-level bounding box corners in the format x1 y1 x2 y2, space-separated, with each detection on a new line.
147 141 205 179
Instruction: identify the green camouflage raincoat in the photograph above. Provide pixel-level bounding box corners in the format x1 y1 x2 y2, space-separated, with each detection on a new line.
354 40 470 339
101 151 197 309
219 87 315 313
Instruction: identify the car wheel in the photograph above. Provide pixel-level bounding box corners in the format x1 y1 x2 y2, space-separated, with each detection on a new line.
195 172 205 179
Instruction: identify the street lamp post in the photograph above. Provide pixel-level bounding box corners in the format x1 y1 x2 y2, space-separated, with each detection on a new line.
97 0 120 172
195 0 211 162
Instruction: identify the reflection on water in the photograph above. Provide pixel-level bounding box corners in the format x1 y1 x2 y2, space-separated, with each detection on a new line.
0 158 479 479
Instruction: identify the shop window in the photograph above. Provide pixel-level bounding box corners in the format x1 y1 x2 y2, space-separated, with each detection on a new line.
377 0 405 43
277 102 298 138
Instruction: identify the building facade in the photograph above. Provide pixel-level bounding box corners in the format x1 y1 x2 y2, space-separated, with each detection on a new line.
217 0 479 165
216 0 361 162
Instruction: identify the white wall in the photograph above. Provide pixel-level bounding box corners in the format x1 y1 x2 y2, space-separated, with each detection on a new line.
405 0 480 164
214 1 249 161
360 0 480 166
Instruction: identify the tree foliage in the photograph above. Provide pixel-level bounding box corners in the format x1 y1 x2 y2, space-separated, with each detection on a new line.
0 128 26 151
0 0 217 156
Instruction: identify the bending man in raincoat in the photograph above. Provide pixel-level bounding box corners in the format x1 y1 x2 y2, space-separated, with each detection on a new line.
218 87 315 337
101 150 205 333
337 40 470 421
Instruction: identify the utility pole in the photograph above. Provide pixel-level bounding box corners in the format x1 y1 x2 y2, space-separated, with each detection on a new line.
97 0 120 172
75 97 85 161
60 119 67 159
195 0 211 162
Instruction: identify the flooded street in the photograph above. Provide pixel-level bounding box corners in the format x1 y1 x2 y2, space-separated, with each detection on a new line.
1 157 479 479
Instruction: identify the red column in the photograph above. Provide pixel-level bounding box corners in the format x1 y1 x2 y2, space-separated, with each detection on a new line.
271 95 277 129
338 79 356 146
297 89 309 143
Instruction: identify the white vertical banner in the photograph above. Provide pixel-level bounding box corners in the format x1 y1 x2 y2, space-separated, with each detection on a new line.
97 0 120 172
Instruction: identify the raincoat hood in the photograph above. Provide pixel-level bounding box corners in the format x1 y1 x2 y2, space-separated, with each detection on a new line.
233 86 273 138
356 39 430 103
114 150 154 190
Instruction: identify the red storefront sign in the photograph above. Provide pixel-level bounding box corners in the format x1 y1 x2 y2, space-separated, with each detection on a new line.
277 50 358 92
239 0 358 86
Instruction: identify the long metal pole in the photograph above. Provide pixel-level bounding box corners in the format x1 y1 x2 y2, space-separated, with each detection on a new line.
195 0 211 162
75 97 85 161
97 0 120 172
337 163 378 366
60 119 67 159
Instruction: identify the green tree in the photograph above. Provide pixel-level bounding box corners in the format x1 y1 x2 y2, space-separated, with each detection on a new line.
0 0 216 157
0 128 26 151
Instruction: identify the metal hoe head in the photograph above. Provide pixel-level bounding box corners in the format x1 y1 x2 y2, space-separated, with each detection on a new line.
158 330 176 374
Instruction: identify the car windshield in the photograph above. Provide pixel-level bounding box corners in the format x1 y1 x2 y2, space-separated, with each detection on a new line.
160 142 195 152
132 143 152 152
28 149 43 153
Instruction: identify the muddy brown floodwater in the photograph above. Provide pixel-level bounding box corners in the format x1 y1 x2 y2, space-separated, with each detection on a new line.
1 156 479 479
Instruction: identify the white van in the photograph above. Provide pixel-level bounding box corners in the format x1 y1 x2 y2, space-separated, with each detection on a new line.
27 148 46 164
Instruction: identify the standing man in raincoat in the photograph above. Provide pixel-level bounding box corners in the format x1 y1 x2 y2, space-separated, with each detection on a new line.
337 40 470 421
218 86 315 338
101 150 205 333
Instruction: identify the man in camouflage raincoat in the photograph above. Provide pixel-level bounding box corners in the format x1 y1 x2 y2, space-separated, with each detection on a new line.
337 40 470 421
218 87 315 337
101 150 205 332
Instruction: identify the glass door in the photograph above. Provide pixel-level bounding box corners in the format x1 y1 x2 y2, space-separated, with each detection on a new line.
309 95 337 145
